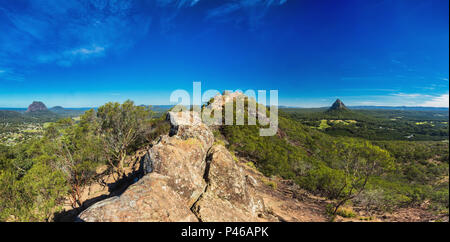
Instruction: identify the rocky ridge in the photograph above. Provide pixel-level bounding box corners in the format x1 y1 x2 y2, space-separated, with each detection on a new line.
75 91 443 222
78 108 271 222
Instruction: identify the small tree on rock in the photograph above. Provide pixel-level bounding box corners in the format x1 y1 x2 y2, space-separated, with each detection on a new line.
96 100 152 179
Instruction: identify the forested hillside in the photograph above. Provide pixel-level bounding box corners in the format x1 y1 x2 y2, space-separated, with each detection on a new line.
217 97 448 219
0 97 448 221
281 106 449 141
0 101 170 221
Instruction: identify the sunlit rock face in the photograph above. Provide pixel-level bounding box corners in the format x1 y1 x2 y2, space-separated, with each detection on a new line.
78 109 269 222
77 173 198 222
192 144 266 222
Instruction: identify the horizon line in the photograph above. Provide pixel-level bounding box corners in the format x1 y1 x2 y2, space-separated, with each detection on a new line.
1 104 448 110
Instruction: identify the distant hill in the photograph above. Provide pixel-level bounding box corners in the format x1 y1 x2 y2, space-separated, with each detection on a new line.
279 105 448 112
50 106 65 112
0 109 58 122
26 101 48 113
23 109 59 121
49 106 88 117
0 102 92 123
0 110 27 122
323 99 365 119
327 99 350 112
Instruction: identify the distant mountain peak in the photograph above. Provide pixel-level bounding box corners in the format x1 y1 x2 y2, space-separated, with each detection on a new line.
328 99 349 112
26 101 48 113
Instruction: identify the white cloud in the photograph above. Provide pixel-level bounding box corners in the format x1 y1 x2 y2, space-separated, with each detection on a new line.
205 0 288 29
1 0 151 71
392 93 431 98
70 46 105 56
389 92 449 107
36 45 107 66
421 93 449 107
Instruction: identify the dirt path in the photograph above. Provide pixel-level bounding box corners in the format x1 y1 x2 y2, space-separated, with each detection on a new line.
237 159 329 222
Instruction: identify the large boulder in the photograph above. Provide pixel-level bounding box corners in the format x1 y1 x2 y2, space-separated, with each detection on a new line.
192 145 266 222
144 135 209 207
79 111 214 221
141 111 214 207
205 91 271 126
206 91 246 112
78 173 198 222
166 111 214 151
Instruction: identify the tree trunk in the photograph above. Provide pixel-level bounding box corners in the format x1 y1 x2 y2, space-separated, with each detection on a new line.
118 152 127 179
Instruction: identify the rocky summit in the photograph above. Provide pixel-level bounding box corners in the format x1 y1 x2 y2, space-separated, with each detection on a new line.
78 108 272 222
26 101 48 113
328 99 349 111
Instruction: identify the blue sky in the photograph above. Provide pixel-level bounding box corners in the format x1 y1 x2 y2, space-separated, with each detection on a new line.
0 0 448 108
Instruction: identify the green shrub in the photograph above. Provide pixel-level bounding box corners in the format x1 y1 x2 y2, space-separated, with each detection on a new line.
263 179 278 190
245 161 257 170
336 207 357 218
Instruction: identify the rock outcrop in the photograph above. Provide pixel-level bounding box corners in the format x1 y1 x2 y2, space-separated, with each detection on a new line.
192 145 265 222
328 99 349 112
206 91 246 112
77 173 198 222
78 109 268 222
204 91 271 126
26 101 48 113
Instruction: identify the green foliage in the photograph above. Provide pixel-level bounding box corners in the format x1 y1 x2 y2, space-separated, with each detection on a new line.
262 179 278 190
44 114 106 207
300 164 347 199
220 104 448 213
281 108 449 141
96 100 153 177
245 161 257 170
143 117 171 142
20 162 68 221
0 100 163 221
333 206 357 218
0 99 448 220
0 149 68 221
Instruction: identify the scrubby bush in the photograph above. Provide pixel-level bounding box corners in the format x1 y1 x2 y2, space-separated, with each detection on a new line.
0 100 160 221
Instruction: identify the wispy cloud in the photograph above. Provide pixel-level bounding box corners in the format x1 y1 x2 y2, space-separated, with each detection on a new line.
70 46 106 57
0 0 288 82
0 68 25 82
392 93 431 98
205 0 288 29
37 45 107 66
388 92 449 107
0 0 152 76
421 93 449 107
206 3 241 18
156 0 201 8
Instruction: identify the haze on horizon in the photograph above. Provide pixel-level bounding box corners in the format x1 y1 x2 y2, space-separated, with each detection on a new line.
0 0 448 108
